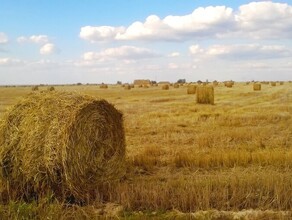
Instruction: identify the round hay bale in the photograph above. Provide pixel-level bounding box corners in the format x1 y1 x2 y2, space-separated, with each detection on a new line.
173 83 179 88
162 84 169 90
253 83 261 91
224 81 233 88
213 81 219 86
187 85 196 94
196 86 214 105
32 86 39 91
0 91 125 202
100 84 108 89
124 84 131 90
47 86 55 91
271 82 276 86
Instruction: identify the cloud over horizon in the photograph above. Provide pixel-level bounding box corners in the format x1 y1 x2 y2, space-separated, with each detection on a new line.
80 2 292 42
0 32 8 44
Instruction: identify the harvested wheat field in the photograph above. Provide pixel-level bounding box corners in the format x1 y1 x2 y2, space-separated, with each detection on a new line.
0 82 291 219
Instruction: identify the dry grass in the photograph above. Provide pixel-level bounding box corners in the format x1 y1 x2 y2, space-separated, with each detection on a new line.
0 82 291 218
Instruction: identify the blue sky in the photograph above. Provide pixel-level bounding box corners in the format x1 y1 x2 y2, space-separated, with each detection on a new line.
0 1 292 84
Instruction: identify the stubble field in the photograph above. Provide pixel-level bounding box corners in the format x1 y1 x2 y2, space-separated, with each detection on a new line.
0 82 291 219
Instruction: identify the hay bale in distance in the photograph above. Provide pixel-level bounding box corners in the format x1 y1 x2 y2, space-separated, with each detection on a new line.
271 82 276 86
187 85 196 94
0 91 126 202
280 81 284 85
32 86 39 91
196 86 214 105
173 83 179 88
224 81 233 88
100 84 108 89
124 84 131 90
133 79 150 86
162 84 169 90
47 86 55 91
253 83 261 91
213 81 219 86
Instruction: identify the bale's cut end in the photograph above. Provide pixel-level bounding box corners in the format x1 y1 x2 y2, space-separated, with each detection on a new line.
162 84 169 90
47 86 55 91
100 84 108 89
0 91 126 203
253 83 261 91
187 85 196 94
196 86 214 105
32 86 39 91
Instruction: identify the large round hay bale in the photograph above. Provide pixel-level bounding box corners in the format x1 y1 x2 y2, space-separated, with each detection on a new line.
224 81 233 88
124 84 131 90
253 83 261 91
162 84 169 90
187 85 196 94
196 86 214 104
32 86 39 91
47 86 55 91
0 91 125 202
100 84 108 89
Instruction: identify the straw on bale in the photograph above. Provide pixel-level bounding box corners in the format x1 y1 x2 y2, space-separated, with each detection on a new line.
253 83 261 91
32 86 39 91
133 79 150 86
0 91 125 202
271 82 276 86
187 85 196 94
100 84 108 89
162 84 169 90
173 83 179 88
224 81 233 88
196 86 214 105
124 84 131 90
47 86 55 91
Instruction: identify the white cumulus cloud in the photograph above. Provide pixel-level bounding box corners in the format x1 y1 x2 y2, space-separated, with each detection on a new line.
235 1 292 39
189 45 204 54
205 44 292 59
83 45 160 62
40 43 59 55
0 32 8 44
79 2 292 42
0 58 24 66
17 35 49 44
80 26 125 42
168 52 180 57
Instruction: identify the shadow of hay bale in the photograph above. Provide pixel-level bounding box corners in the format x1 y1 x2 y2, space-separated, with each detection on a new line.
0 91 126 203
